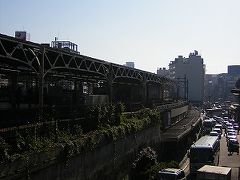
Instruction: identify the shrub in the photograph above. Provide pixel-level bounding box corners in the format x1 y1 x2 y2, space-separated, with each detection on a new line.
131 147 157 180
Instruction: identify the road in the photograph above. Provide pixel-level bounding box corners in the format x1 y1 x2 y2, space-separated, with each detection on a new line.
180 132 240 180
219 132 240 180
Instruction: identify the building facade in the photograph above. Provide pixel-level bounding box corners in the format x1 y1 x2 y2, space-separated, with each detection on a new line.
228 65 240 76
169 50 205 104
204 72 240 103
157 67 170 77
204 74 218 102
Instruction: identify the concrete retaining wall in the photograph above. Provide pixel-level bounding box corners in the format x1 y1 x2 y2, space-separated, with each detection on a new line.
1 123 161 180
1 104 190 180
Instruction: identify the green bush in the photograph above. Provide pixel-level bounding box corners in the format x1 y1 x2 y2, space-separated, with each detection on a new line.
131 147 158 180
1 103 163 164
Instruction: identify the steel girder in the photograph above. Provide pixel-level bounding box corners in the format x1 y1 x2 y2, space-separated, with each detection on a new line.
0 33 172 85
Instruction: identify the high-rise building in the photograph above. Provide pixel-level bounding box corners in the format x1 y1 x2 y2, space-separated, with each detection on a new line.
169 50 205 104
157 67 170 77
204 74 219 102
204 72 240 103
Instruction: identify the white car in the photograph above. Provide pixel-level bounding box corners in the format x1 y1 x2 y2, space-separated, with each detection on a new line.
158 168 186 180
226 134 237 142
210 131 221 139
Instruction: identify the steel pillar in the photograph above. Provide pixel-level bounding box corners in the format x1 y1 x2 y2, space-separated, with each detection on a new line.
38 47 45 122
142 75 147 106
108 65 113 104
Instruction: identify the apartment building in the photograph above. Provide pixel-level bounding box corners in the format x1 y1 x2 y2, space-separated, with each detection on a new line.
169 50 205 104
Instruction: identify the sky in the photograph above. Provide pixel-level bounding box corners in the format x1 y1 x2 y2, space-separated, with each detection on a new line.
1 0 240 74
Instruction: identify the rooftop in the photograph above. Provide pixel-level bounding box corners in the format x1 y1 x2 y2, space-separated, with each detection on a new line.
197 165 231 175
162 109 201 142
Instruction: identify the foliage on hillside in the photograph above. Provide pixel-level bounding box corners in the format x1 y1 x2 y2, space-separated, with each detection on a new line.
131 147 179 180
0 103 162 163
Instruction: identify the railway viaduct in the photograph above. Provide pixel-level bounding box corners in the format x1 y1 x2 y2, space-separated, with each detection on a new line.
0 34 201 180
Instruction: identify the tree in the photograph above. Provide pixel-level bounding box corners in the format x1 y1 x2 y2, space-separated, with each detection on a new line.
131 147 157 180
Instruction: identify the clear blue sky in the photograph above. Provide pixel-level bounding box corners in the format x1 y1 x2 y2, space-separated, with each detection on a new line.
1 0 240 74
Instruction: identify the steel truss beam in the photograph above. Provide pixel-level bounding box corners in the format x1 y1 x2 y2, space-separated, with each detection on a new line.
0 33 172 85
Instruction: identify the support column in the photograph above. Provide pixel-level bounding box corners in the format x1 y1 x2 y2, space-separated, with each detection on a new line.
153 84 161 104
142 75 147 106
78 81 84 104
108 81 113 104
108 65 113 104
38 47 45 122
9 73 17 109
73 80 78 106
160 84 164 102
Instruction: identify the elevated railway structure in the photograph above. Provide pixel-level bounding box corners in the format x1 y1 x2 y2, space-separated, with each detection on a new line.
0 33 176 127
0 34 202 180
